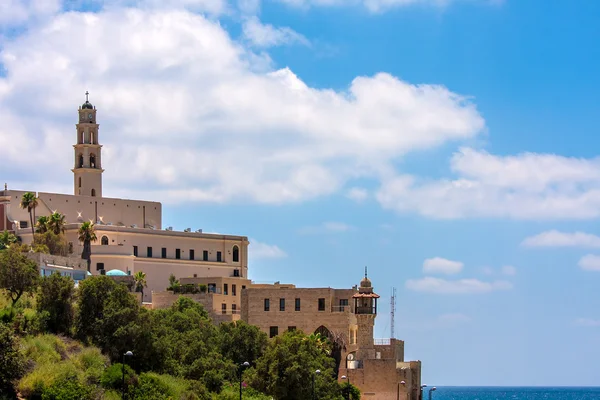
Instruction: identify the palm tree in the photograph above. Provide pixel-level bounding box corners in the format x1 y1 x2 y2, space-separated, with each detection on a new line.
20 192 38 237
35 216 50 234
78 221 97 272
0 230 17 250
48 212 66 235
133 271 148 301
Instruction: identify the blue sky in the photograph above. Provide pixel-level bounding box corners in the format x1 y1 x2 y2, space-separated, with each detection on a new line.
2 0 600 387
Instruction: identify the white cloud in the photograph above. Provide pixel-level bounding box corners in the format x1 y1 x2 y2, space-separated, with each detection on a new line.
578 254 600 271
575 318 600 327
250 239 288 259
522 230 600 248
0 8 484 206
299 221 355 234
423 257 463 275
275 0 500 13
0 0 60 26
377 148 600 220
242 16 309 48
501 265 516 276
346 187 369 203
405 277 513 294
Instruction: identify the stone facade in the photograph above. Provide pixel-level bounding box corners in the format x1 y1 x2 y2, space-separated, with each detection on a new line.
241 275 422 400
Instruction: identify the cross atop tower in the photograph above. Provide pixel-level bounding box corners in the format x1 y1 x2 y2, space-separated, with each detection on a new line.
85 91 89 101
365 266 368 279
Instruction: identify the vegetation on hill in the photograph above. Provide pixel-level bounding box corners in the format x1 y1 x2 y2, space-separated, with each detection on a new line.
0 243 361 399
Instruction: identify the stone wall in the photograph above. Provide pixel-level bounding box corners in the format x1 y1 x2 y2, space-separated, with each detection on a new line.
27 253 88 270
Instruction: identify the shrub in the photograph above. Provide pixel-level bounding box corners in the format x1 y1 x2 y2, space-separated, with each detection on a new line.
0 322 25 393
100 363 136 391
21 334 66 365
37 273 75 335
41 373 94 400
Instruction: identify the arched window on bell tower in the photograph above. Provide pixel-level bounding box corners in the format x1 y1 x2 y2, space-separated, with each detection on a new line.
90 154 96 168
80 131 84 144
91 189 96 197
78 177 82 188
79 154 84 168
91 131 95 144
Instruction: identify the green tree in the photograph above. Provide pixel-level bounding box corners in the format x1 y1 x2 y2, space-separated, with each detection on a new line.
134 271 148 300
34 231 69 256
0 230 17 250
36 215 50 234
20 191 38 237
218 320 268 366
246 329 342 400
341 382 361 400
37 273 75 335
0 247 39 306
78 221 97 272
48 212 66 235
0 322 25 393
75 275 117 342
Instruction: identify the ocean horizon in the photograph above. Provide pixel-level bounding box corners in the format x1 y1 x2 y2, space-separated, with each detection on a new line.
424 387 600 400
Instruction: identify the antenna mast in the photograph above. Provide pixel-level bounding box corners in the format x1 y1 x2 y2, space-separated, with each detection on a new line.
390 287 396 339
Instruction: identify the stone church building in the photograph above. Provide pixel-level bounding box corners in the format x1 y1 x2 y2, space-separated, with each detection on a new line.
0 94 423 399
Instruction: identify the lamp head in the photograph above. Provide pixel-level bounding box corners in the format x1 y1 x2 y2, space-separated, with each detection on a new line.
341 375 347 380
400 381 406 385
421 384 427 388
431 387 437 392
241 361 250 367
124 351 133 357
315 370 321 374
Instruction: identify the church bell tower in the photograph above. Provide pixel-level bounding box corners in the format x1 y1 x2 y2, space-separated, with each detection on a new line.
72 92 103 197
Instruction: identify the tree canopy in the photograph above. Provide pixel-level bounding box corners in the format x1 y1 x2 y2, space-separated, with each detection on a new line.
0 247 39 306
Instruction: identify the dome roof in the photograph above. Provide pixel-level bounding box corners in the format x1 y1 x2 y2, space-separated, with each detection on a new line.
106 269 128 276
360 276 372 288
82 100 94 110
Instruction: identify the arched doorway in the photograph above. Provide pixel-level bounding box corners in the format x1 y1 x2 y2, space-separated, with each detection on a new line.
101 235 108 245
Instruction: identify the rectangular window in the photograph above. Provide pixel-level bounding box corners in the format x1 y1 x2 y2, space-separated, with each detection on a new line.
203 250 208 261
242 285 246 290
147 247 152 258
269 326 278 338
318 298 325 311
295 298 301 311
189 249 195 260
133 246 138 257
232 284 237 296
264 298 270 312
222 303 227 315
175 249 181 259
233 269 240 277
96 262 104 271
224 284 228 295
217 251 222 262
232 304 237 312
280 298 285 311
340 299 349 311
19 221 28 229
288 326 296 332
161 247 167 258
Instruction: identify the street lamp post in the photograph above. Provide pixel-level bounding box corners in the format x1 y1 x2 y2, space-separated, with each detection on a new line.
312 369 321 400
121 351 133 400
239 361 250 400
428 387 437 400
341 375 351 400
420 384 427 400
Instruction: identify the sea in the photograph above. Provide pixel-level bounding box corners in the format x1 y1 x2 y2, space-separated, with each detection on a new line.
428 387 600 400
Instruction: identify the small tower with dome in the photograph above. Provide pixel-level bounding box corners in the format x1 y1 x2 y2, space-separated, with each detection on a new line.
353 267 380 360
72 91 104 197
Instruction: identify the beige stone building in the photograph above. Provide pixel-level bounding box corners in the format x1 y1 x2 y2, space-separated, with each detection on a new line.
1 94 423 398
241 272 422 400
0 94 249 302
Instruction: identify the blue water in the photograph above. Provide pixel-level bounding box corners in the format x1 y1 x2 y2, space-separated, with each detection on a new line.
429 387 600 400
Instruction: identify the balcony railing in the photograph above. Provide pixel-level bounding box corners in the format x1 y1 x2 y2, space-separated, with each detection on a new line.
374 338 391 346
355 306 376 314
